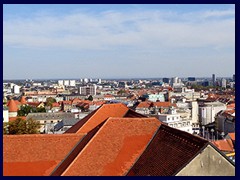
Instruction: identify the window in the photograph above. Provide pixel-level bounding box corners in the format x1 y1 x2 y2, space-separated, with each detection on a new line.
51 121 53 123
172 117 174 120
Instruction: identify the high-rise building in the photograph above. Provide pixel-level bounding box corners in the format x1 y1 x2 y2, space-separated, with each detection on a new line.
63 80 70 86
221 78 227 88
58 80 64 86
212 74 216 86
79 85 97 96
233 74 235 82
69 80 76 87
13 85 20 94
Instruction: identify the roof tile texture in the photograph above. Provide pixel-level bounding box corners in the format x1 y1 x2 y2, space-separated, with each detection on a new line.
7 99 19 112
212 139 234 152
62 118 161 176
76 104 129 134
127 125 208 176
3 134 85 176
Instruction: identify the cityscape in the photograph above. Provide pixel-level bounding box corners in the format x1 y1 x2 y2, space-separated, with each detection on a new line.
3 4 235 176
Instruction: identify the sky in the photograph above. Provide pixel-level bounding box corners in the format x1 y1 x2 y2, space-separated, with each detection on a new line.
3 4 235 79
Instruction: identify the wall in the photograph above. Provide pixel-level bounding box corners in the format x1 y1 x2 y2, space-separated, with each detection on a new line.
176 144 235 176
3 109 9 122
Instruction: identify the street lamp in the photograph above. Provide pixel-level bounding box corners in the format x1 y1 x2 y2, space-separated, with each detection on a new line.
211 129 214 141
221 132 225 139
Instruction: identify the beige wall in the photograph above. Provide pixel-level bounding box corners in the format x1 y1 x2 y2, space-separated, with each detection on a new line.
176 145 235 176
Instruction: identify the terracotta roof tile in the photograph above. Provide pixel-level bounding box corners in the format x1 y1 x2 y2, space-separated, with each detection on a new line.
67 104 130 134
62 118 161 176
27 102 43 107
3 134 85 176
127 125 209 176
153 101 176 107
228 133 235 141
51 102 60 107
20 96 27 104
212 139 234 152
7 99 19 112
136 101 152 108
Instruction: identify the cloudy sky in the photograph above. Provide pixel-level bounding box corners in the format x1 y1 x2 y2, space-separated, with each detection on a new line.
3 4 235 79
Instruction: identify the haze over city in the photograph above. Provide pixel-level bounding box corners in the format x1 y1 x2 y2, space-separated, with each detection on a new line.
3 4 235 79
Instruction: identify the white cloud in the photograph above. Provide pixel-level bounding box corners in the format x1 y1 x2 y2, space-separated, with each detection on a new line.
3 8 235 51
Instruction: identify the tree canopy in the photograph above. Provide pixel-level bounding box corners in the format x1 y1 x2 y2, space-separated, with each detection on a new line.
17 105 46 116
3 118 41 135
46 97 57 107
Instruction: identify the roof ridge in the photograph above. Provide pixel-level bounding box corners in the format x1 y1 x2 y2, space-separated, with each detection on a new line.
125 123 161 176
75 104 105 133
59 120 108 176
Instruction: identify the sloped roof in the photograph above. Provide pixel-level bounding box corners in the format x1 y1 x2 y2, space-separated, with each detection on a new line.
136 101 152 109
51 102 60 107
26 112 75 120
212 139 234 152
61 118 161 176
228 133 235 141
19 96 27 104
3 134 85 176
127 125 209 176
54 118 80 131
27 102 44 107
65 103 130 134
7 99 18 112
153 101 176 108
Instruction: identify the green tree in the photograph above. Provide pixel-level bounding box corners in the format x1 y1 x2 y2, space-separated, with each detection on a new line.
46 97 56 107
3 122 8 134
87 95 93 101
17 105 32 116
4 118 40 135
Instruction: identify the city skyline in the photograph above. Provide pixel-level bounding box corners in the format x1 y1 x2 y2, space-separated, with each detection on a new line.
3 4 235 79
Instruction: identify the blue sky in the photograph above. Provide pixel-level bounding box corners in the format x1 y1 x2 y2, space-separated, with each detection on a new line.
3 4 235 79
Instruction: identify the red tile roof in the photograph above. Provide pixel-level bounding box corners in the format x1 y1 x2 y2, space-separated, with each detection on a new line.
127 125 209 176
153 101 176 108
66 104 130 134
62 118 161 176
3 134 85 176
212 139 234 152
136 101 176 109
27 102 43 107
71 98 82 105
227 103 235 109
228 133 235 141
20 96 27 104
136 101 152 108
51 102 60 107
3 103 233 176
7 99 19 112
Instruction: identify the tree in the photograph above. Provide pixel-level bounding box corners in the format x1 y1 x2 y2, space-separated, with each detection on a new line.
17 105 32 116
46 97 56 107
18 105 46 116
87 95 93 101
4 118 40 135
